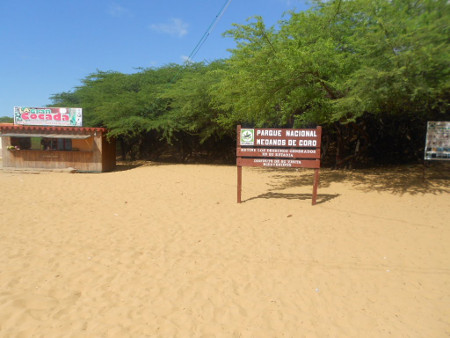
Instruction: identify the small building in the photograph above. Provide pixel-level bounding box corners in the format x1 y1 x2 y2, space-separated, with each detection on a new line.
0 124 116 172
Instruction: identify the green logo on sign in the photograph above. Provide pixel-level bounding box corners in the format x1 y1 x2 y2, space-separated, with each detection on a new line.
240 129 254 145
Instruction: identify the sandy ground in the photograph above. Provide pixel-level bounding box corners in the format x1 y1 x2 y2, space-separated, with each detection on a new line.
0 162 449 337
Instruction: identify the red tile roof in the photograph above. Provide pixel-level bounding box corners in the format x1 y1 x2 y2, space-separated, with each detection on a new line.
0 124 107 135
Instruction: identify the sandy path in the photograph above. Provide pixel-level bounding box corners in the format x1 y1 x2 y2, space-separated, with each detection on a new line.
0 163 449 337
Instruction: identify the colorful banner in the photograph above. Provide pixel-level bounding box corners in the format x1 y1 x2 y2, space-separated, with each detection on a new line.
14 107 82 127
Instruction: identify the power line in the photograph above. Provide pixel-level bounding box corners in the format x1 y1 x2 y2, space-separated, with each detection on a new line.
186 0 233 63
170 0 232 83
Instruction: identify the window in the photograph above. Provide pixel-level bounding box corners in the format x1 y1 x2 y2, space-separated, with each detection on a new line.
10 137 31 150
11 137 72 151
41 138 72 151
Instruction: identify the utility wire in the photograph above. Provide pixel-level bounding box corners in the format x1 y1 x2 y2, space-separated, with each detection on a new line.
170 0 233 83
186 0 233 63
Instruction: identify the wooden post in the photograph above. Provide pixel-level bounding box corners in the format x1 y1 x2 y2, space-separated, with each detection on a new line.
237 125 242 203
237 165 242 203
312 168 320 205
312 126 322 205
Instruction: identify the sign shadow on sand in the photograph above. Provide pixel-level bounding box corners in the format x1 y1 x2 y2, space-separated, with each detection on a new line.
243 192 339 205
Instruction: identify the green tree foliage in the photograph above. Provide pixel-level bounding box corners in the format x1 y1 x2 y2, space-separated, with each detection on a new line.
331 0 449 120
0 116 14 123
162 60 229 142
50 63 230 160
213 0 449 128
50 0 449 165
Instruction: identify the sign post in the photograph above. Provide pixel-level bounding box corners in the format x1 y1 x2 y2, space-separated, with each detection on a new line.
237 125 322 205
237 165 242 203
312 168 320 205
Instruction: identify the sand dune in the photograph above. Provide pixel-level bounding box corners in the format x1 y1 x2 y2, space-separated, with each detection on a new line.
0 163 449 337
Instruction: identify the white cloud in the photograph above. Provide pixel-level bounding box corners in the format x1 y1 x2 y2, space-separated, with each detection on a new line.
181 55 193 64
108 3 132 18
150 18 189 38
279 0 308 6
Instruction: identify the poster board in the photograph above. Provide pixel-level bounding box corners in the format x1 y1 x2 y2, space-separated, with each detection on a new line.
237 125 322 205
14 107 83 127
424 121 450 161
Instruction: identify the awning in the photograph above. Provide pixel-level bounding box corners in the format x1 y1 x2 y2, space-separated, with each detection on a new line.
0 133 92 139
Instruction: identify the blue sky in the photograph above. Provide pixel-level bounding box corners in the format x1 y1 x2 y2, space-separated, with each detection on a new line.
0 0 310 117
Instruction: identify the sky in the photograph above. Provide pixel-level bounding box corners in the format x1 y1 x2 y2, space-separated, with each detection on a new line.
0 0 310 117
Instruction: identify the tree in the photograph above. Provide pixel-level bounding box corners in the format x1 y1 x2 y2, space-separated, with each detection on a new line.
50 67 180 159
50 0 449 165
212 0 449 165
0 116 13 123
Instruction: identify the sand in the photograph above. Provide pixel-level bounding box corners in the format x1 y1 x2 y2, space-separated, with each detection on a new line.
0 162 449 337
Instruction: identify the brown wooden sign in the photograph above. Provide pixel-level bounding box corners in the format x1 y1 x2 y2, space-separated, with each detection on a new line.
237 125 322 205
